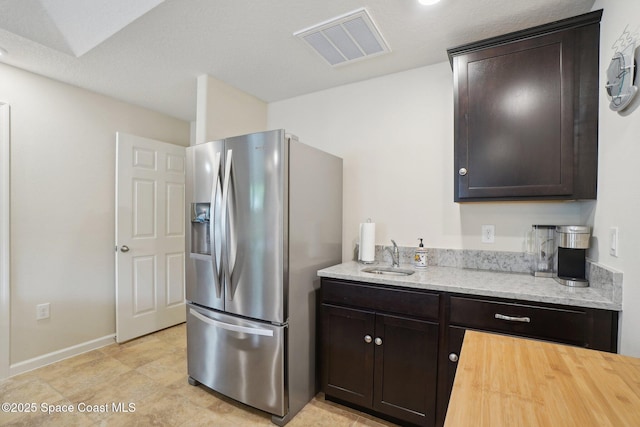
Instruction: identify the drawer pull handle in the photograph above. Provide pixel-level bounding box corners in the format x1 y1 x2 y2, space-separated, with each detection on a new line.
375 337 383 346
364 335 372 343
495 313 531 323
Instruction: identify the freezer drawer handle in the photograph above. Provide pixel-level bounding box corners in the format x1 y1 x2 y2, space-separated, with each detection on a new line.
190 309 274 337
494 313 531 323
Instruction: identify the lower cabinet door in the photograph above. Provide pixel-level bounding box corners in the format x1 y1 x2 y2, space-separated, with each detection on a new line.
321 304 375 408
438 325 466 426
373 313 439 427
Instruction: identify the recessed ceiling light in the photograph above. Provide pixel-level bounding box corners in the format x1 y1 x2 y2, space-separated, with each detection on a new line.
418 0 441 5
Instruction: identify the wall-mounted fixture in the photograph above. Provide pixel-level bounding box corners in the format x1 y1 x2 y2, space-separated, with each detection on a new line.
606 46 638 112
294 8 390 67
606 26 639 112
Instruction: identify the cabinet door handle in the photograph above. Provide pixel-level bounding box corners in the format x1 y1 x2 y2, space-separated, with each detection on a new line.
495 313 531 323
449 353 459 363
364 335 372 343
374 337 383 346
458 167 468 176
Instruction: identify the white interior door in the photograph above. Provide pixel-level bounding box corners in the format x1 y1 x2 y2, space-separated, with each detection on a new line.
116 132 186 343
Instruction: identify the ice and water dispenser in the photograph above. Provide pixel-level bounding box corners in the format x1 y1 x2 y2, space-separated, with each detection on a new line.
190 203 211 255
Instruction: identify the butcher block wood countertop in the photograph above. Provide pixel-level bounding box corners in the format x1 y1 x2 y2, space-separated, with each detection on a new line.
444 331 640 427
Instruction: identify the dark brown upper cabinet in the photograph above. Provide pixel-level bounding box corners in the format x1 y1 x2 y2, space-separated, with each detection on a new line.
448 10 602 202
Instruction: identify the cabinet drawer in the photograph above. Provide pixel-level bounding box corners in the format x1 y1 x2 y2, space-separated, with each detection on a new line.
322 279 439 320
449 296 587 346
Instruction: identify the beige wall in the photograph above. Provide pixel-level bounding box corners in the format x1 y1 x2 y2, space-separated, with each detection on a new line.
3 2 638 369
195 74 267 144
267 64 583 262
0 63 190 366
590 0 640 356
268 6 640 356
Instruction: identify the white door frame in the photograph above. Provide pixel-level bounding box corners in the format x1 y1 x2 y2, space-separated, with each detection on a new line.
0 103 11 380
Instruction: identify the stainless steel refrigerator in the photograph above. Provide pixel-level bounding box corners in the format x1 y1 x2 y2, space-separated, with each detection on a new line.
185 129 342 425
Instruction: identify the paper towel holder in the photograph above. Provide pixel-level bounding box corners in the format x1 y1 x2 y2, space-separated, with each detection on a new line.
358 218 376 264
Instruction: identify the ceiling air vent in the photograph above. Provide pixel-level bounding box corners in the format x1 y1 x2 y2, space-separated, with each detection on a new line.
294 8 390 67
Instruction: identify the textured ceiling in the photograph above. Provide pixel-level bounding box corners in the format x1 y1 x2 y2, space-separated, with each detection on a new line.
0 0 165 57
0 0 596 122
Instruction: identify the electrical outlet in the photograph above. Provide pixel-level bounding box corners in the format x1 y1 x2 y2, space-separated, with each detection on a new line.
609 227 619 257
36 303 50 320
481 225 495 243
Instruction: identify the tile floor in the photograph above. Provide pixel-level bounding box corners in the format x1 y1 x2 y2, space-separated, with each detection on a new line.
0 323 397 426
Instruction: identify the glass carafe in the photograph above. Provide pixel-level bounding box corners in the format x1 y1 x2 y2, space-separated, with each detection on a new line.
531 225 555 277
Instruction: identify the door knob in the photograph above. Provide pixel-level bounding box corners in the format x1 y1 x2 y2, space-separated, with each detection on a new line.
374 337 382 346
449 353 459 363
458 168 468 176
120 245 130 253
364 335 372 343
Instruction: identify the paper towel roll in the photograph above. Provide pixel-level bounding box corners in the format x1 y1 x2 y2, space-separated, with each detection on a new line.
359 221 376 263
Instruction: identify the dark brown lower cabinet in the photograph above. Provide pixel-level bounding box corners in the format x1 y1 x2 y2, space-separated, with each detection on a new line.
321 301 439 427
320 279 619 427
435 294 619 427
322 304 374 408
373 313 438 425
440 325 466 423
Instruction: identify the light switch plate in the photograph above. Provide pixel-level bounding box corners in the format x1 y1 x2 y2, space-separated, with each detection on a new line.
609 227 619 257
36 303 50 320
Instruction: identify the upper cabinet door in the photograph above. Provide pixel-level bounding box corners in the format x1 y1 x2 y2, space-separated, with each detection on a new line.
455 31 574 199
449 10 601 202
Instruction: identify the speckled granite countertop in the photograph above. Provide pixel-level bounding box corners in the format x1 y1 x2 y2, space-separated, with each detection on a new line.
317 261 621 311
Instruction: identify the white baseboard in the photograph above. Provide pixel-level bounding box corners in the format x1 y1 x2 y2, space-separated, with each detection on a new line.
9 334 116 378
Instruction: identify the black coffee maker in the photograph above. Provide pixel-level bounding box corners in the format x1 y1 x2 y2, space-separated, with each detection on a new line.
555 226 591 287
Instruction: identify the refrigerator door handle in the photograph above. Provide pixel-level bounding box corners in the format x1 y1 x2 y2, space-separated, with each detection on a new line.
221 148 235 301
210 151 222 298
189 308 274 337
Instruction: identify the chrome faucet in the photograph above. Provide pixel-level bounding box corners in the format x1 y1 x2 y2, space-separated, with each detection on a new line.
386 239 400 267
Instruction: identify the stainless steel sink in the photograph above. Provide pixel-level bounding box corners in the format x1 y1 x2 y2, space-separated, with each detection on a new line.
361 266 415 276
